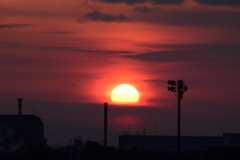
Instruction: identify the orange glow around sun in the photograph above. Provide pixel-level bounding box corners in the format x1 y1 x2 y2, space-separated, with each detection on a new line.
111 84 140 103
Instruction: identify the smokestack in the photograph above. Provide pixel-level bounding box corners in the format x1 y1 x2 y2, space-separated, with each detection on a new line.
103 103 108 147
18 98 23 115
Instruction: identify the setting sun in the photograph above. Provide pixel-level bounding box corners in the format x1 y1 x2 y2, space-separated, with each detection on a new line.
111 84 140 103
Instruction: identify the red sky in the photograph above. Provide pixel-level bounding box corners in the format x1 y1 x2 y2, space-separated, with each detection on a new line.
1 0 240 146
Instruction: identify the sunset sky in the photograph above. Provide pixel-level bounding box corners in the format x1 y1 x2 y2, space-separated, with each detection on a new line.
1 0 240 146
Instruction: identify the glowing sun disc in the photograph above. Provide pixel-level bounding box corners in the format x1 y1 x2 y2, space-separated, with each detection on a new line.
111 84 140 103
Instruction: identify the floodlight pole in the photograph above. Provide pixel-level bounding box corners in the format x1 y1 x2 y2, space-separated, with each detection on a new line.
167 80 188 160
177 88 183 159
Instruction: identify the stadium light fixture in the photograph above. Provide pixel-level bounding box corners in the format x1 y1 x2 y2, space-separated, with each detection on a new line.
167 80 188 160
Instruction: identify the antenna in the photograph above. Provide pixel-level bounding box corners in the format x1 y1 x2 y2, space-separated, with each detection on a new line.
156 122 158 135
17 98 23 115
143 127 146 135
69 139 73 160
103 103 108 148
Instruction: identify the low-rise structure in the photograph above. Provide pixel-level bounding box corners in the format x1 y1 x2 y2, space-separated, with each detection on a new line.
0 99 46 152
0 115 46 152
119 133 240 152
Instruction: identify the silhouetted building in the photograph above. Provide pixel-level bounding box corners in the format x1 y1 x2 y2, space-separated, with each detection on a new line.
0 99 46 152
119 133 240 152
0 115 46 152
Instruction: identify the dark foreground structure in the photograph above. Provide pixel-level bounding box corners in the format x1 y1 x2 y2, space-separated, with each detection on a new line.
0 115 46 152
119 133 240 152
2 143 240 160
0 98 46 152
1 137 240 160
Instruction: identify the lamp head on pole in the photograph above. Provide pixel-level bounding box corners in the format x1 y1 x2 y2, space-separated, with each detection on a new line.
168 80 176 85
167 80 188 93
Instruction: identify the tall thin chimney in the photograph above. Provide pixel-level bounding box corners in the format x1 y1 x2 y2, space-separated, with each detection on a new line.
103 103 108 147
18 98 23 115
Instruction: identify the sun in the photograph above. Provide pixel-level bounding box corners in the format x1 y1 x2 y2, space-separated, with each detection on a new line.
111 84 140 103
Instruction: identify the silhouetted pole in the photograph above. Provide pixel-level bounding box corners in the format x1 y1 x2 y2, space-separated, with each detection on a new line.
177 88 183 159
167 80 188 160
18 98 23 115
104 103 108 148
69 139 73 160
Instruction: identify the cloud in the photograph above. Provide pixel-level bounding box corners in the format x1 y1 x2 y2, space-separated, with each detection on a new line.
80 10 128 22
193 0 240 7
134 6 152 13
95 0 184 5
123 44 240 63
142 79 166 83
154 0 184 5
40 46 133 54
123 50 201 62
41 32 75 34
0 24 32 29
95 0 147 5
0 43 22 48
132 9 240 27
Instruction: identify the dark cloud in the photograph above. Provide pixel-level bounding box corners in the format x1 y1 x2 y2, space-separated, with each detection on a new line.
0 24 32 29
40 46 133 54
81 10 128 22
41 32 75 34
94 0 146 5
154 0 184 5
41 47 72 51
142 79 166 83
95 0 184 5
123 44 240 63
133 9 240 27
193 0 240 7
0 43 23 49
134 6 152 13
124 50 202 62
